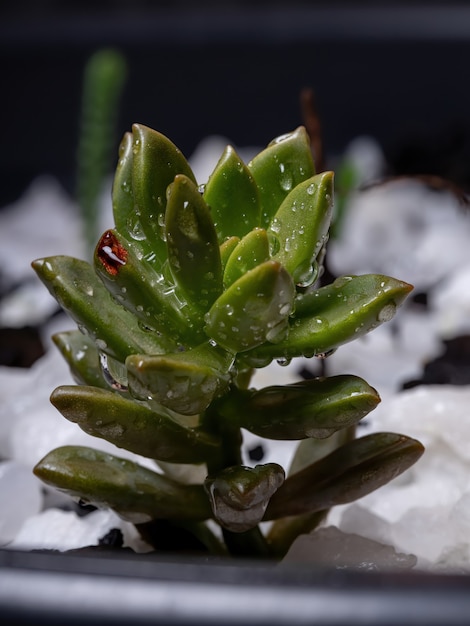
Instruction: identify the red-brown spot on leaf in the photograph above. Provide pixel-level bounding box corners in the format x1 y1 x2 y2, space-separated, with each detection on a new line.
96 231 128 276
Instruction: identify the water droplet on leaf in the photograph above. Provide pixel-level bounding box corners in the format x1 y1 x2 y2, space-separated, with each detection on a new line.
377 302 397 323
293 261 318 288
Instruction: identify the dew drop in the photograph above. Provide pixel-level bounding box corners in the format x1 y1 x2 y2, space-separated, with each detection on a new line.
132 138 140 155
157 213 167 242
306 183 316 195
276 356 292 367
279 171 293 192
121 180 131 194
268 233 280 257
270 218 282 234
293 261 318 288
333 275 353 289
127 215 146 241
377 302 397 323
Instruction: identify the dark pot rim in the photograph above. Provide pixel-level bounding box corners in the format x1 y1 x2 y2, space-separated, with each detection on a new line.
1 547 470 625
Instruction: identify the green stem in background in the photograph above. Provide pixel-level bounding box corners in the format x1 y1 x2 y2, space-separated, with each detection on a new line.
76 49 128 254
330 157 359 240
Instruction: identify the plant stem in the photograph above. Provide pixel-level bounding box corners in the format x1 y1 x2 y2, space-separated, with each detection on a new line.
222 526 272 558
202 400 272 558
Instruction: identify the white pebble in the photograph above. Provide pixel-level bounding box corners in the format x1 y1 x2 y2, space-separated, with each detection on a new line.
283 526 416 571
10 508 151 553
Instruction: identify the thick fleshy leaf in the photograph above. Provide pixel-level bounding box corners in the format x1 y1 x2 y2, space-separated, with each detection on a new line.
131 124 196 267
269 172 334 286
203 145 261 241
217 375 380 440
205 464 285 532
94 229 201 345
112 132 134 234
50 385 221 464
264 432 425 520
126 342 234 415
244 274 413 362
204 260 295 353
223 228 270 288
248 127 315 227
32 256 169 362
219 236 240 273
52 331 109 389
111 132 155 261
34 446 212 522
166 175 223 312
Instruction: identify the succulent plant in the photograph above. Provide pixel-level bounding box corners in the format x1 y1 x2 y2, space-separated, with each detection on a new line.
32 124 424 558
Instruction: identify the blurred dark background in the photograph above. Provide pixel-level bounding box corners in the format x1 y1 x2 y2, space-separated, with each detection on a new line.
3 1 470 205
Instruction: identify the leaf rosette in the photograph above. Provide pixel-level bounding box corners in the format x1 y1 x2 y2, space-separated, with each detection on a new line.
32 124 423 557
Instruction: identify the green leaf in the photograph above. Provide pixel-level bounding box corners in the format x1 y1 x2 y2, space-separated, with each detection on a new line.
248 127 315 227
34 446 212 522
111 132 154 260
131 124 196 267
245 274 413 362
220 236 240 272
32 256 169 362
203 145 261 241
264 432 425 520
217 375 380 440
204 260 295 353
269 171 334 285
52 331 109 389
112 132 134 233
166 175 223 312
204 464 285 532
223 228 270 288
126 341 234 415
94 229 201 346
50 385 221 464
